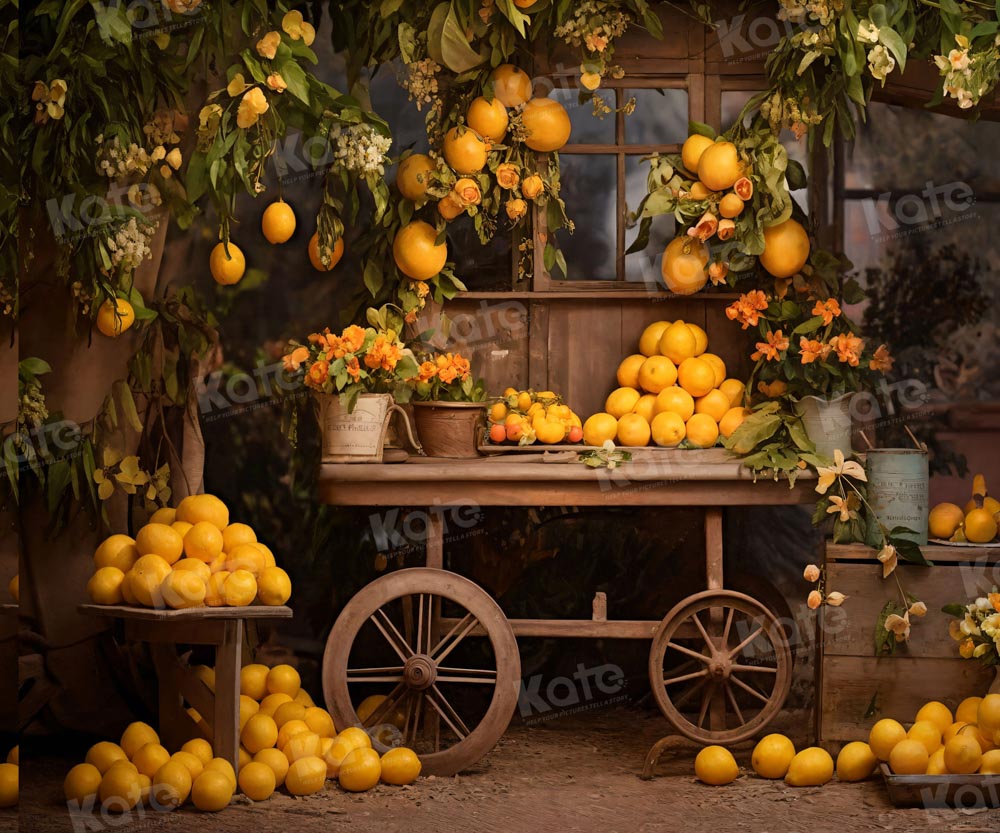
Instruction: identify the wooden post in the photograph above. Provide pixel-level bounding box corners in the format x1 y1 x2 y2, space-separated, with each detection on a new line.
704 508 724 590
425 510 444 570
592 592 607 622
213 619 243 772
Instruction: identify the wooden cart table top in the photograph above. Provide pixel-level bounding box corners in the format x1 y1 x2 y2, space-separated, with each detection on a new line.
78 604 293 621
319 451 816 507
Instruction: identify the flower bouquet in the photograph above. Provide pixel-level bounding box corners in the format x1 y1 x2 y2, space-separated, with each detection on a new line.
945 590 1000 667
410 352 486 404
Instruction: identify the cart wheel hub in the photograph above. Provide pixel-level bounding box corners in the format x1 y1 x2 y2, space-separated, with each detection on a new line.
708 659 728 679
404 654 437 690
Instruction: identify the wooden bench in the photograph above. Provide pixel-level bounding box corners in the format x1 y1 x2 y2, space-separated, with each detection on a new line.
79 604 292 771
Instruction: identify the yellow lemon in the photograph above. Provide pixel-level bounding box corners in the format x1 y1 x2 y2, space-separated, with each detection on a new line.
638 321 671 357
944 721 967 743
259 692 293 718
719 378 745 407
304 707 336 738
697 140 743 191
443 126 487 174
277 719 310 751
659 321 697 364
209 242 246 286
677 357 716 398
759 219 810 279
160 570 206 610
751 734 795 779
661 236 709 295
253 748 289 787
699 353 726 388
191 770 234 812
257 566 292 606
926 748 948 775
869 718 907 761
650 411 686 448
605 387 641 419
489 64 532 107
907 720 942 755
152 760 192 809
719 192 745 218
719 407 751 439
285 756 327 796
785 747 834 786
181 739 213 769
64 763 102 805
135 523 184 564
149 507 175 525
308 231 344 271
929 503 965 539
616 354 647 388
694 746 738 785
962 723 997 753
170 751 204 781
183 521 224 563
654 386 695 421
616 412 651 447
171 521 193 538
239 663 269 700
173 558 211 584
239 695 260 729
224 569 257 606
978 749 1000 774
127 554 173 607
396 153 436 202
176 493 230 530
687 323 708 356
96 297 136 338
835 741 877 782
339 747 381 792
965 508 998 543
87 742 128 774
238 746 252 771
205 571 229 606
889 739 929 774
88 567 126 605
694 389 730 423
685 413 719 448
916 701 954 735
241 713 278 754
380 747 421 785
944 734 982 774
0 763 15 809
322 738 355 778
226 543 266 575
282 732 322 764
582 412 618 446
261 200 296 245
632 394 657 424
521 97 571 152
99 764 141 812
93 534 138 572
681 133 714 174
203 758 236 790
267 664 301 699
637 355 678 394
120 721 159 760
392 220 447 280
979 694 1000 733
957 697 983 726
132 743 171 779
466 95 509 141
238 761 275 801
221 523 257 553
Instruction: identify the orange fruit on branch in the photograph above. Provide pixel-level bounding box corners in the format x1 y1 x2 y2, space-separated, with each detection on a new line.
443 126 487 174
697 141 743 191
681 134 714 175
261 200 296 244
466 96 509 142
210 242 245 285
308 231 344 271
759 219 810 279
393 220 447 280
521 97 572 152
489 64 532 108
96 298 136 337
396 153 436 201
661 236 709 296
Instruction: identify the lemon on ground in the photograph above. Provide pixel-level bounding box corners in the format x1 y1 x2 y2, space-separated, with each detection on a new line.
443 126 487 173
654 386 695 421
617 354 646 388
751 734 795 779
191 770 233 812
650 411 685 447
210 242 246 286
87 742 128 774
583 413 618 446
785 747 834 786
339 747 381 792
277 720 310 751
205 572 229 606
257 566 292 606
396 153 436 202
697 140 742 192
0 764 15 809
237 761 275 801
202 758 236 791
661 236 709 295
96 297 136 338
149 507 175 525
308 231 345 271
957 697 983 726
259 692 293 717
617 412 651 447
929 503 965 539
94 534 138 572
835 741 877 781
261 200 296 245
490 64 532 107
132 743 171 779
916 701 954 735
170 751 204 781
632 394 657 424
152 760 192 809
99 764 141 812
685 413 719 448
283 732 322 764
681 134 714 174
926 748 948 775
321 738 353 778
267 664 301 699
659 321 697 364
174 558 211 584
638 321 671 357
979 694 1000 733
944 734 982 774
380 748 421 785
356 695 404 729
65 762 102 805
161 570 206 609
238 695 260 730
120 721 159 760
605 387 641 419
393 220 447 280
224 570 257 606
238 747 252 771
240 713 278 754
285 756 327 796
466 96 509 141
965 508 998 543
719 378 745 407
694 745 738 785
304 707 336 738
88 567 126 605
979 749 1000 773
907 720 942 755
638 356 678 394
677 357 716 398
719 407 751 440
182 739 214 768
759 219 810 279
135 523 184 564
889 739 929 774
869 718 907 761
253 748 289 787
695 389 730 423
295 689 315 708
239 663 269 700
337 727 373 751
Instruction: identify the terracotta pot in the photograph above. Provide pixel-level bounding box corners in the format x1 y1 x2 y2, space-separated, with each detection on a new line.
411 401 485 459
794 393 853 459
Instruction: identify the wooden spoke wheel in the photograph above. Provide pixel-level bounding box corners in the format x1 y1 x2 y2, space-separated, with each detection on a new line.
322 568 520 776
648 589 792 745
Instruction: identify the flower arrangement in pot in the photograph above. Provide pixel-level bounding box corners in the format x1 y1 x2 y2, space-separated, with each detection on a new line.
409 352 487 459
945 589 1000 692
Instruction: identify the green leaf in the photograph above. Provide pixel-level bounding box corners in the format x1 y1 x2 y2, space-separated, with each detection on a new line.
726 413 782 455
941 603 966 618
874 600 898 656
495 0 531 37
878 27 908 72
116 382 144 433
439 3 483 73
19 357 51 376
279 60 311 104
364 260 384 297
688 121 716 140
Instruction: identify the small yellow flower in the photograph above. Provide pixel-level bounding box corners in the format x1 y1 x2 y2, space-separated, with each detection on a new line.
826 591 847 607
814 449 867 495
803 564 820 583
237 87 269 129
282 10 316 45
266 73 287 93
165 148 182 170
877 544 897 578
256 31 281 60
807 590 822 610
521 175 544 200
580 70 601 91
506 198 527 221
885 612 911 642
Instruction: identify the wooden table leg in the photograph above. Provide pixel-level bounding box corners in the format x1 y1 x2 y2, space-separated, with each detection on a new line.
425 510 444 570
214 619 243 771
704 509 727 732
150 643 188 754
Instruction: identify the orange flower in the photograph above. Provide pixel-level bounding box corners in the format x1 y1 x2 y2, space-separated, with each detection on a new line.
506 198 527 220
869 343 894 373
812 298 842 326
341 325 366 354
708 261 729 286
416 361 437 382
496 163 520 190
345 356 361 382
521 175 544 200
751 329 789 362
453 178 482 206
830 333 864 367
282 346 309 371
364 336 401 371
725 290 769 330
757 380 788 398
305 360 329 388
799 337 831 364
990 592 1000 613
415 281 430 299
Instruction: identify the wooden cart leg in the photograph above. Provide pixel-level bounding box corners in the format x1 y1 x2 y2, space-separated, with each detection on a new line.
150 643 188 754
214 619 244 772
425 510 444 570
704 509 726 732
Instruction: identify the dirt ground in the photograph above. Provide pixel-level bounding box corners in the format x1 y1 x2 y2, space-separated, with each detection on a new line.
18 707 1000 833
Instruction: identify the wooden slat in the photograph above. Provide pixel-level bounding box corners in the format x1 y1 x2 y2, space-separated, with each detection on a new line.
438 616 694 640
125 619 228 646
213 620 243 772
820 655 995 744
176 666 217 739
79 604 292 621
149 643 189 754
456 291 742 300
826 543 1000 565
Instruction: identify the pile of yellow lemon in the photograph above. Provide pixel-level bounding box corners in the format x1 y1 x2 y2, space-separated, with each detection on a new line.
0 747 17 809
87 494 291 610
583 319 750 449
870 696 1000 776
65 664 421 813
487 389 584 446
929 474 999 544
694 734 840 787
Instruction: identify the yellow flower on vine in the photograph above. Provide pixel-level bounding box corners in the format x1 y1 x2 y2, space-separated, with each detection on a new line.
227 73 250 97
256 31 281 60
282 10 316 46
814 449 867 494
237 88 269 129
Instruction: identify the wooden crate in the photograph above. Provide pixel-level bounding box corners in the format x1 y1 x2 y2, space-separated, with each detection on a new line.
818 543 1000 749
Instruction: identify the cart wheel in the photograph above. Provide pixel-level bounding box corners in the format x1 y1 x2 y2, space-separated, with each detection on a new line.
322 568 520 776
648 589 792 745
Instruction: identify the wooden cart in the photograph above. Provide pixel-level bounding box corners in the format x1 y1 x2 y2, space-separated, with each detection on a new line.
319 452 813 776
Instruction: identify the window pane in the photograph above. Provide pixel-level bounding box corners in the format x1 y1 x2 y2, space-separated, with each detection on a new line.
553 154 617 280
846 103 1000 193
625 88 689 145
625 155 675 284
550 85 615 145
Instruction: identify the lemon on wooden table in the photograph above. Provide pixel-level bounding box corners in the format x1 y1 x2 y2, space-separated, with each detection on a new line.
916 701 954 734
835 741 877 781
965 508 998 543
176 494 230 530
261 200 296 244
699 353 727 388
694 745 738 785
174 558 211 584
184 521 224 563
751 734 795 779
685 413 719 449
638 356 678 394
926 748 948 775
979 694 1000 733
686 323 708 356
222 522 257 552
889 739 929 775
160 570 206 610
605 387 641 420
655 386 695 421
907 720 942 755
869 718 907 761
181 739 213 768
135 523 184 564
149 507 175 525
719 407 751 439
616 354 646 388
88 567 126 605
956 697 982 726
650 411 685 448
659 321 697 365
677 358 716 398
257 566 292 606
719 378 745 406
202 758 237 792
616 413 651 447
582 413 618 447
205 572 229 606
277 719 310 751
380 748 421 785
944 734 982 774
93 534 138 572
639 321 671 357
633 394 657 424
979 749 1000 774
928 503 965 539
785 747 834 786
223 570 257 606
694 389 730 423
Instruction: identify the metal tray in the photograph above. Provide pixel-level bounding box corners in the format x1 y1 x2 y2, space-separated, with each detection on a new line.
880 764 1000 808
